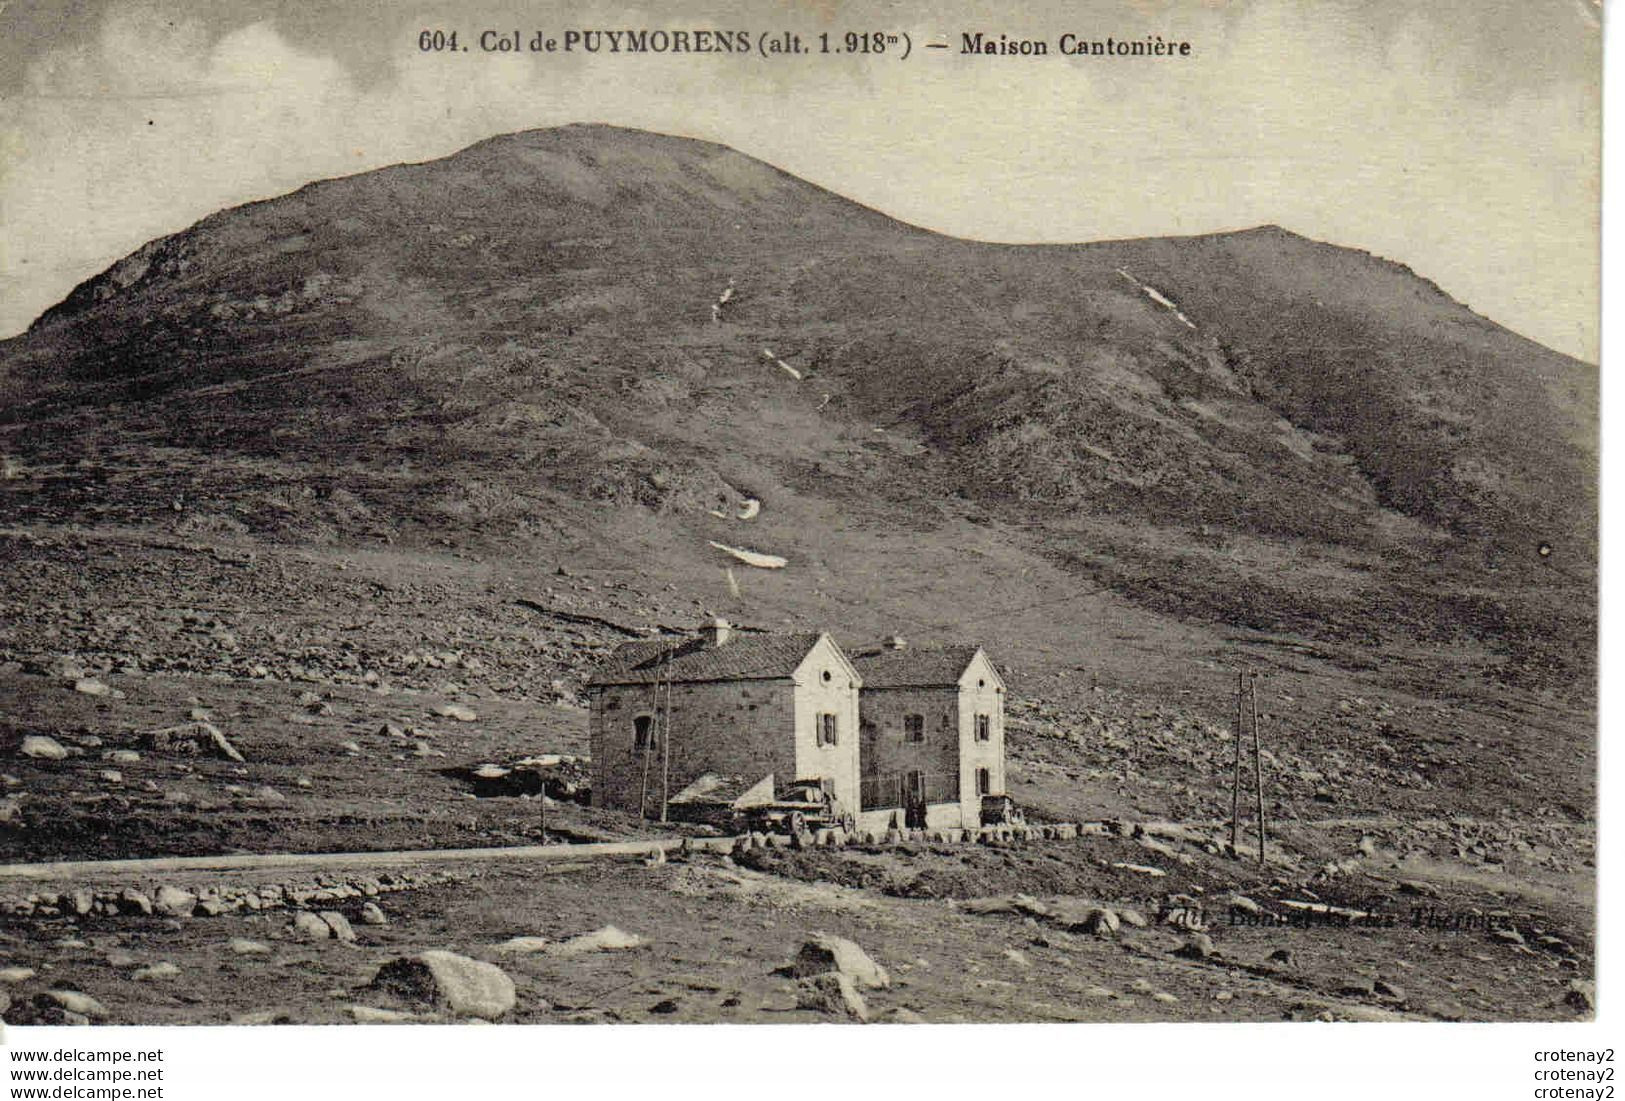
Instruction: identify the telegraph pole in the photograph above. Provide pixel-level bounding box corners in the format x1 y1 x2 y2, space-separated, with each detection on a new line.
1229 669 1244 855
1250 673 1267 865
660 653 672 823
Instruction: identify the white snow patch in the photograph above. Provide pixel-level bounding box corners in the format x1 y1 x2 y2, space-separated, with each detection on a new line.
761 348 802 380
708 541 788 569
1117 268 1197 330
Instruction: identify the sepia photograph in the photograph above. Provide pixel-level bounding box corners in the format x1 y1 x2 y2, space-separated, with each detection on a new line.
0 0 1606 1074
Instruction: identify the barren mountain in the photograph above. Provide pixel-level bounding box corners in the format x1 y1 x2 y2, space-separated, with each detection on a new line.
1 124 1595 691
0 124 1596 1025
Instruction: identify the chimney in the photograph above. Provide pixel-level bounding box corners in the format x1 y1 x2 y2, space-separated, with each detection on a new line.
883 635 907 651
703 618 733 647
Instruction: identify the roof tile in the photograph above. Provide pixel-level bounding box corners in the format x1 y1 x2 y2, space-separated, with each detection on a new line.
589 632 826 686
848 645 986 688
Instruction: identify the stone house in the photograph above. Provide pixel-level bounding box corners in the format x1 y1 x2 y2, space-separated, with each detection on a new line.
586 621 862 819
586 622 1007 831
849 639 1008 830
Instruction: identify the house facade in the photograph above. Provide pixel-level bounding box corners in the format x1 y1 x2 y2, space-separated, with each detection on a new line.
850 639 1007 830
586 622 1007 832
586 621 862 818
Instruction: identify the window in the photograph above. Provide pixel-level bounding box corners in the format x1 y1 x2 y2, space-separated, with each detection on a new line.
904 714 925 742
976 768 991 796
818 713 839 747
633 715 656 753
975 715 991 742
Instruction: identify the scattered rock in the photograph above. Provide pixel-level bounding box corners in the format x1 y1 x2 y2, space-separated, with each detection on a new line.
1175 933 1217 960
791 933 889 989
99 769 123 783
1225 894 1263 916
0 967 38 983
1003 948 1032 968
228 938 271 956
369 951 515 1020
494 936 551 954
154 885 198 918
1566 980 1595 1013
132 962 181 982
548 926 645 955
230 1009 291 1025
319 911 357 943
290 911 334 941
433 704 477 722
1374 979 1406 1001
118 888 153 916
648 997 682 1015
962 894 1051 918
145 722 244 762
74 677 112 697
349 1004 418 1023
1268 948 1294 967
20 735 68 760
1082 907 1121 936
795 971 868 1021
359 902 388 926
39 990 108 1019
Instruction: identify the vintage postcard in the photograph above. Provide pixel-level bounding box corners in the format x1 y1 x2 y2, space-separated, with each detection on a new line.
0 0 1604 1087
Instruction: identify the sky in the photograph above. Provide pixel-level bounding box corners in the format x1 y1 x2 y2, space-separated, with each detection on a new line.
0 0 1602 360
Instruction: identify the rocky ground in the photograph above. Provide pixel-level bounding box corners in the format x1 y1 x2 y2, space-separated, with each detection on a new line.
0 124 1597 1027
0 526 1596 1024
0 824 1593 1025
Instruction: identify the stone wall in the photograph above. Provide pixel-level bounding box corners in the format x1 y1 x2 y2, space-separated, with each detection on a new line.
590 678 801 815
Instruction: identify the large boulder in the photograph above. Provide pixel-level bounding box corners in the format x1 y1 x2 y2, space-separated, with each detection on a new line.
369 951 515 1020
791 934 889 989
796 972 869 1021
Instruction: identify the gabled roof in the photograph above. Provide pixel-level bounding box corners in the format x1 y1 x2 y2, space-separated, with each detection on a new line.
848 644 996 689
589 632 826 686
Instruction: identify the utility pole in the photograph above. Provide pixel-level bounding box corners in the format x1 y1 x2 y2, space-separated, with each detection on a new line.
639 654 661 821
660 652 672 823
1229 669 1244 855
1250 672 1267 865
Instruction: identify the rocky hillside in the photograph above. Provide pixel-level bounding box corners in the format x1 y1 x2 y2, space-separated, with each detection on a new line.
0 123 1596 701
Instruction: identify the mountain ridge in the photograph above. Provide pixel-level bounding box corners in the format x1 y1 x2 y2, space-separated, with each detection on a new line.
0 122 1597 694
